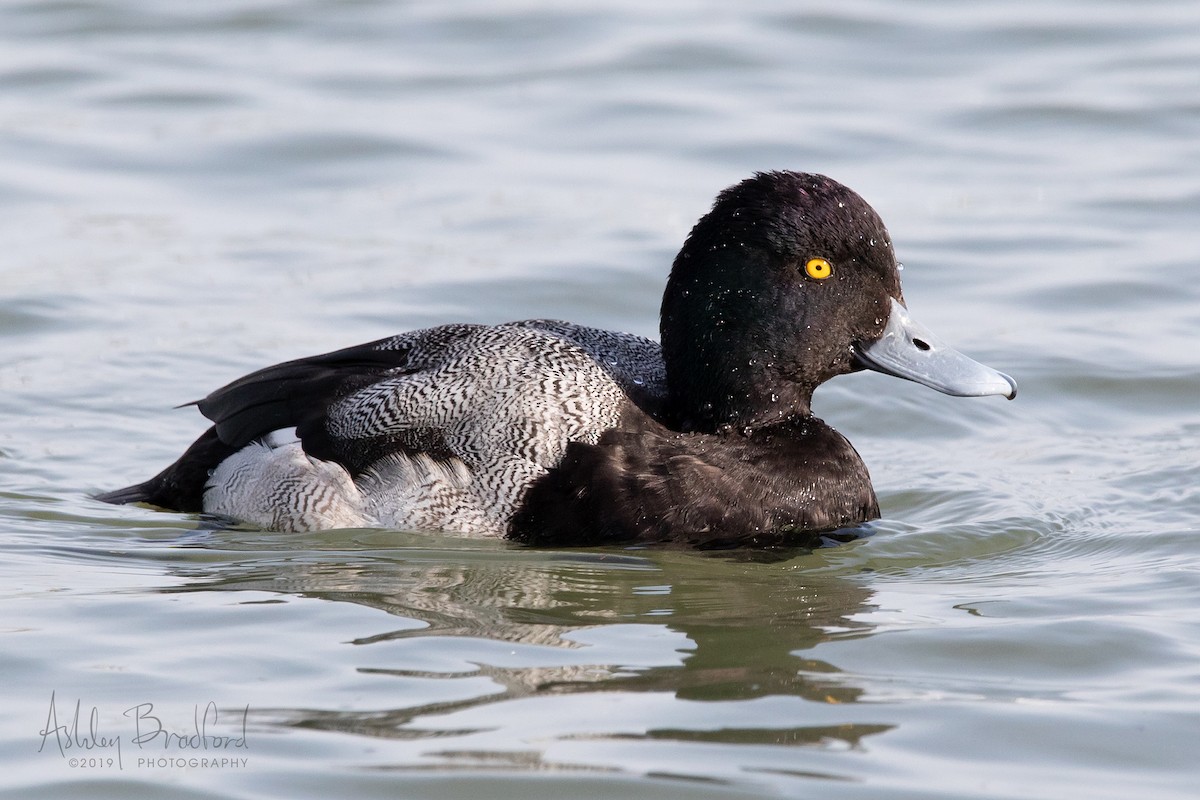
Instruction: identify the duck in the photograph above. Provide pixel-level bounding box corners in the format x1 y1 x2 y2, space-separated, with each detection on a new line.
97 171 1015 547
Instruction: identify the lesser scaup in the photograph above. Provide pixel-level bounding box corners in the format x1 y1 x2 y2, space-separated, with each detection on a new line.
98 171 1015 546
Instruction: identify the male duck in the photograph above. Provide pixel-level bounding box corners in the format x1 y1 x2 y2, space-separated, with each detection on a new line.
99 171 1015 546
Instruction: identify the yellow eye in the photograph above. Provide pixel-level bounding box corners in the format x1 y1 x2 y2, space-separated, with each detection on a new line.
805 257 833 280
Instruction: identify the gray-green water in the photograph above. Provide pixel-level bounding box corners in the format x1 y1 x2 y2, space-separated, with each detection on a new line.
3 2 1199 798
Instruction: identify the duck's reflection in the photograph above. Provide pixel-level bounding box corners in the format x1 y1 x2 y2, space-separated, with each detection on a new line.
163 530 889 755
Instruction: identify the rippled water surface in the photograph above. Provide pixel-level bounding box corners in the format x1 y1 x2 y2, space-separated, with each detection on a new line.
3 1 1199 798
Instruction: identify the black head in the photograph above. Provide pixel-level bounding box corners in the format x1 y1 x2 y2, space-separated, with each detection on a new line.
659 171 903 432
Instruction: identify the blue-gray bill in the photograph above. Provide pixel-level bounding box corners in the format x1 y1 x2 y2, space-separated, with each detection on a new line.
854 298 1017 399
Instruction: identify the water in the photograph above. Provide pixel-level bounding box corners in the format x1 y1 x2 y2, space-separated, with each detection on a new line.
2 1 1199 797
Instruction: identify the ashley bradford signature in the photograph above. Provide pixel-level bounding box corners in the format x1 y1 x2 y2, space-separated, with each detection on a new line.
37 691 249 769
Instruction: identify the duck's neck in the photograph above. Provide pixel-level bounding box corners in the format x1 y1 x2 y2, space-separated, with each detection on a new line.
659 249 818 432
663 355 816 434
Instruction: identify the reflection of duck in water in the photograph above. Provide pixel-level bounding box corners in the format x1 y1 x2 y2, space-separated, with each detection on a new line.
166 539 887 751
101 172 1014 545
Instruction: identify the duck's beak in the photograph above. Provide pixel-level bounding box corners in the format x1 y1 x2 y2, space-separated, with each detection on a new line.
854 298 1017 399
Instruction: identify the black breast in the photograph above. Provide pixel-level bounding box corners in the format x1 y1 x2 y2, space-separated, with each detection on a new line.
508 408 879 547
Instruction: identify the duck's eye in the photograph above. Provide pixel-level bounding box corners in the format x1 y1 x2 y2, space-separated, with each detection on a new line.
804 257 833 280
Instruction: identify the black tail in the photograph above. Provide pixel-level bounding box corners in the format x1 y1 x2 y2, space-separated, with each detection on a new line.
94 481 157 505
97 336 413 513
95 426 237 513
